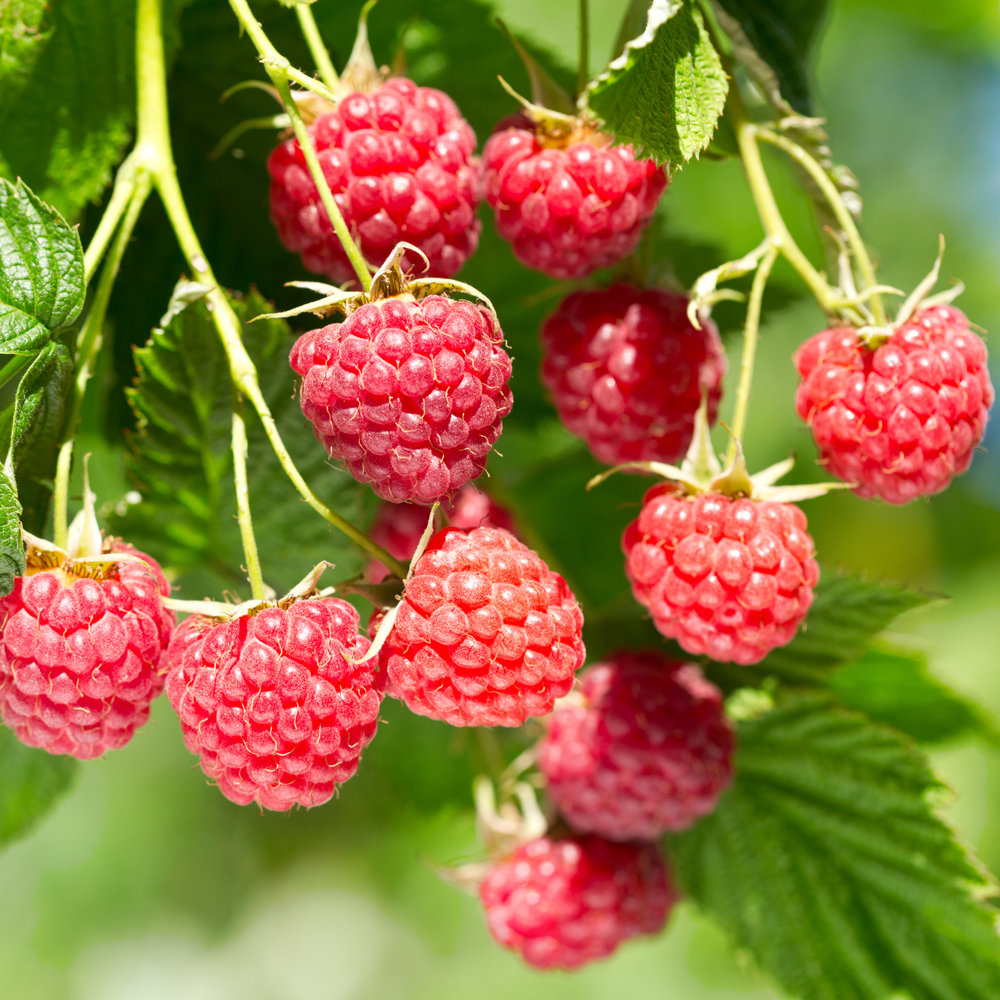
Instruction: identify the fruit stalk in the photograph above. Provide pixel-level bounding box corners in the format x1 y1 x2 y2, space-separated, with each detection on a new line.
227 0 373 291
231 391 266 601
82 149 142 282
294 3 339 91
577 0 589 98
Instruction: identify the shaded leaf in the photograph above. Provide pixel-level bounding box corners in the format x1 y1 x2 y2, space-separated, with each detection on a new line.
0 464 25 597
669 694 1000 1000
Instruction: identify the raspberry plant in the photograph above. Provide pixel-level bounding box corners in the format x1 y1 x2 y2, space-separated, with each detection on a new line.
0 0 997 996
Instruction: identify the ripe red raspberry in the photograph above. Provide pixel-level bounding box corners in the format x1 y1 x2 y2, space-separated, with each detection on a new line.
290 295 513 504
795 304 994 504
365 484 517 582
164 597 380 811
541 284 726 465
0 544 174 759
538 651 733 840
380 526 585 726
268 78 482 282
623 490 819 664
479 835 676 970
483 117 667 279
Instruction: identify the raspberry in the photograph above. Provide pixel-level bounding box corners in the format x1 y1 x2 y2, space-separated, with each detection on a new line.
0 543 174 759
479 835 676 970
365 484 517 582
290 295 513 504
482 117 667 279
268 78 482 282
795 304 994 504
538 651 733 839
541 284 726 465
379 526 585 726
623 490 819 664
164 597 380 811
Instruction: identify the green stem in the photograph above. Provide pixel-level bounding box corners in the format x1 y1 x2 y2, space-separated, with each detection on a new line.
227 0 372 291
756 127 886 325
0 355 30 391
53 173 152 549
295 3 339 91
231 391 266 600
727 245 778 464
83 151 140 283
577 0 589 98
130 0 404 579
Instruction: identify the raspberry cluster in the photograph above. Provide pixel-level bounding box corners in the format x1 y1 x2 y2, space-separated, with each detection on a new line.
379 526 585 726
483 119 667 279
165 597 379 811
795 305 994 504
0 545 174 759
541 284 726 465
268 78 482 282
623 490 819 664
539 651 734 840
479 835 676 970
290 295 513 504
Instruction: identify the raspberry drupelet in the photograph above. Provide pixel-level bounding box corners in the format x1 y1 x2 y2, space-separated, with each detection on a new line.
268 78 482 282
165 597 380 811
795 304 994 504
483 115 667 279
480 835 677 970
0 541 174 759
538 650 734 840
379 526 585 726
623 490 819 664
290 295 513 504
541 284 726 465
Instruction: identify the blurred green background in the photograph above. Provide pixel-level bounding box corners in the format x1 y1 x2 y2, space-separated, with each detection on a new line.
3 0 1000 996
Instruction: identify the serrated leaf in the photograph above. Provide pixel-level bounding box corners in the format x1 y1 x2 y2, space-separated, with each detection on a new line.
7 332 75 534
587 1 728 168
669 694 1000 1000
752 569 931 683
0 178 84 353
0 464 25 597
829 643 1000 747
712 0 829 115
0 726 77 850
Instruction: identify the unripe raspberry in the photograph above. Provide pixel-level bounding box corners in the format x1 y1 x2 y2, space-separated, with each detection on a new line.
365 484 517 582
539 651 733 839
380 526 585 726
480 835 677 970
0 544 174 759
165 597 380 811
483 117 667 279
541 284 726 465
795 305 994 504
268 78 482 282
623 490 819 664
290 295 513 504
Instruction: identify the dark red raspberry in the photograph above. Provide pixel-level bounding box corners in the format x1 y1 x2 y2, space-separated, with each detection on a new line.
380 526 585 726
164 597 380 811
365 484 517 582
479 835 676 970
0 544 174 759
795 304 994 504
623 490 819 664
541 284 726 465
268 78 481 282
483 118 667 279
290 295 513 504
538 651 733 840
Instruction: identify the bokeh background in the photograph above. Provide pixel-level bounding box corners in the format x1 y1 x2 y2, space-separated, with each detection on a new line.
2 0 1000 996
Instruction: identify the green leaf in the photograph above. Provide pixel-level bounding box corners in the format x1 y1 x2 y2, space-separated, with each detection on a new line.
0 463 25 597
0 178 85 354
586 1 729 169
712 0 829 115
0 1 51 110
829 643 1000 747
753 569 931 683
669 694 1000 1000
0 726 77 850
7 332 75 535
109 288 376 596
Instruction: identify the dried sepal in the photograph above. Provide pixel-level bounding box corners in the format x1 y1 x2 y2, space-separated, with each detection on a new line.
687 238 773 330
